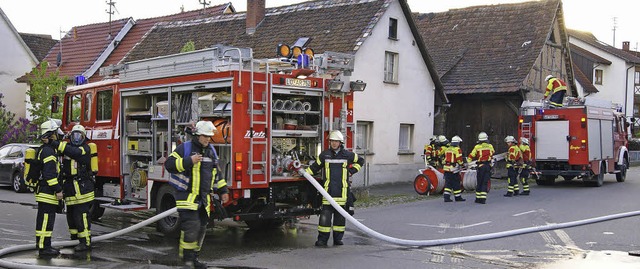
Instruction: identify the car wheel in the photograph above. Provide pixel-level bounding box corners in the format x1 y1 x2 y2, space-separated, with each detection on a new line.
12 172 28 193
155 184 179 237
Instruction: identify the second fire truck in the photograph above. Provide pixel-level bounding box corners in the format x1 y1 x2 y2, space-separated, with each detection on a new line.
518 97 629 187
60 44 364 234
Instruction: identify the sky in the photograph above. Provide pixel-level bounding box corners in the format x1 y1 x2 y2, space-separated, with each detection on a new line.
1 0 638 50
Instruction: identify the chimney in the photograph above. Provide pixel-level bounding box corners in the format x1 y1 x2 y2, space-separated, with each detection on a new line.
623 41 630 51
246 0 265 35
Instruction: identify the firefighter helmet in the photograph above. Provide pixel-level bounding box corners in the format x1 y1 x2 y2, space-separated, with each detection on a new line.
70 124 87 146
438 135 448 144
329 130 344 142
545 75 554 81
194 121 216 136
451 136 462 143
40 119 61 138
478 132 488 141
520 137 529 145
504 135 516 143
430 136 437 142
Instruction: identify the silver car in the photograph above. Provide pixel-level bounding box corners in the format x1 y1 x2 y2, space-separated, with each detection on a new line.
0 143 39 193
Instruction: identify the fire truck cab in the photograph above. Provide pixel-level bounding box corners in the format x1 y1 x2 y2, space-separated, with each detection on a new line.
519 97 629 187
61 44 362 234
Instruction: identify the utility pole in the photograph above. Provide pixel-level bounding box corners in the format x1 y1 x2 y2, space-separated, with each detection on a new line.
612 17 617 47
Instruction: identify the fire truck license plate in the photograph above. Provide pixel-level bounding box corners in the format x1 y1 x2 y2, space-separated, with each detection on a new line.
285 78 311 87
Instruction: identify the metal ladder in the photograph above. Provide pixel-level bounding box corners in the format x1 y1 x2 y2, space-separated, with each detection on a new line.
521 122 532 139
248 59 269 184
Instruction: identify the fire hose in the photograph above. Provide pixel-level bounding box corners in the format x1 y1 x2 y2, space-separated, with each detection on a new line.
295 166 640 247
0 207 178 269
3 169 640 268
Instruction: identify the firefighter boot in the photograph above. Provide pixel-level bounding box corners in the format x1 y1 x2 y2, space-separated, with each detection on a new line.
315 232 329 247
74 238 90 252
333 231 344 246
521 191 530 196
38 247 60 257
513 190 520 196
443 194 453 202
183 250 206 269
454 196 466 202
504 192 513 197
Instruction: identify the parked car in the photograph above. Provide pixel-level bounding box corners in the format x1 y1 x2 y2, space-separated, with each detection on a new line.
0 143 40 193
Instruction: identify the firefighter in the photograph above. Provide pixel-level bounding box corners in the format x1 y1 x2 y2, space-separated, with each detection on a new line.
442 135 466 202
435 135 449 169
306 130 364 247
423 136 438 166
164 121 229 269
467 132 494 204
544 75 567 107
25 120 65 257
53 124 96 252
518 137 531 195
504 136 522 197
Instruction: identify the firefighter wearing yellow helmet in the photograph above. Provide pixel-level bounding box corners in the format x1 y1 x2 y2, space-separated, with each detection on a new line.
518 137 531 195
26 119 65 257
442 135 466 202
52 124 97 252
306 130 364 247
165 120 228 268
467 132 494 204
504 135 523 197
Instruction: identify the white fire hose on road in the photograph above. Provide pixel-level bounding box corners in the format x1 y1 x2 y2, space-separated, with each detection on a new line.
3 165 640 268
0 207 178 269
296 167 640 246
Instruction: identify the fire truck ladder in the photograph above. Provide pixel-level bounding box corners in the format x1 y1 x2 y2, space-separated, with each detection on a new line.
521 122 532 139
247 59 270 185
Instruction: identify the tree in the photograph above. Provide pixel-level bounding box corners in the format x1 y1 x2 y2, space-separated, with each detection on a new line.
180 40 195 53
26 61 67 126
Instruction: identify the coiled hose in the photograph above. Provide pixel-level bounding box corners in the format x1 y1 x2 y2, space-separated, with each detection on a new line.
0 207 177 269
297 167 640 246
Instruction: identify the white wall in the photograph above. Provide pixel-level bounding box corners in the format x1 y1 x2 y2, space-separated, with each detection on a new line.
0 12 36 120
570 38 634 117
350 0 436 186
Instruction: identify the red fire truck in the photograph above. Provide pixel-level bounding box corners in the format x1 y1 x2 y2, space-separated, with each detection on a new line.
518 97 629 187
60 45 363 234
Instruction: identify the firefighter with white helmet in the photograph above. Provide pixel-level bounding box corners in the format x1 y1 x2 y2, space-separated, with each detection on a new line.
165 120 229 268
51 124 97 252
306 130 364 247
544 75 567 107
468 132 494 204
24 119 65 257
423 136 438 166
435 135 449 169
518 137 532 195
442 135 466 202
504 135 523 197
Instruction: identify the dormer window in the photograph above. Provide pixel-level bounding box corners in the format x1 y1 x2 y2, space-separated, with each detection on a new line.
389 18 398 40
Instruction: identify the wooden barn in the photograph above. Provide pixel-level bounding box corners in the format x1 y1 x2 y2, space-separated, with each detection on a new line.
414 0 576 154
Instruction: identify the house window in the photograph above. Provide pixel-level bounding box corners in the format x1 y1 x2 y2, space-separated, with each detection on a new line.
356 121 373 154
67 94 81 123
388 18 398 39
384 51 399 83
595 69 603 85
96 89 113 121
84 93 92 122
398 124 413 153
634 71 639 85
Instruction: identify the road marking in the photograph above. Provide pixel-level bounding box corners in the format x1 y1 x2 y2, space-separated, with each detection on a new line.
512 210 537 217
554 229 578 249
408 221 490 229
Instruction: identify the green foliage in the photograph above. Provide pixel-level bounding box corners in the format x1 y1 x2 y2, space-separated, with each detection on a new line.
628 138 640 151
180 41 195 53
26 61 66 126
0 93 16 139
0 94 38 146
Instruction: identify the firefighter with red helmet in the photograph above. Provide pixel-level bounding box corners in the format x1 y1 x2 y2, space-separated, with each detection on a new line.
165 121 229 268
504 136 523 197
306 130 364 247
468 132 494 204
52 124 97 252
544 75 567 107
442 135 466 202
518 137 531 195
24 120 65 257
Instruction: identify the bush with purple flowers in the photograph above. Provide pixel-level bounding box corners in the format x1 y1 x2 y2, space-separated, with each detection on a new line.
0 93 38 146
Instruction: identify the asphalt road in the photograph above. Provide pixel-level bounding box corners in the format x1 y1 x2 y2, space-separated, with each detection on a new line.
1 168 640 268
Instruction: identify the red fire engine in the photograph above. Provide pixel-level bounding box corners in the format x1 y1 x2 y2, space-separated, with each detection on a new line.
518 97 629 187
60 45 363 234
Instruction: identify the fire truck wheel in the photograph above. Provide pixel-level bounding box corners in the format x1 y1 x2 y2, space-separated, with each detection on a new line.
413 174 431 195
616 158 628 182
536 175 555 186
594 163 605 187
156 184 180 237
90 201 105 221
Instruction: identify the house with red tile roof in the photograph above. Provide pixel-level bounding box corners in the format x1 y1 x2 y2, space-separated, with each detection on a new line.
414 0 575 154
121 0 446 185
